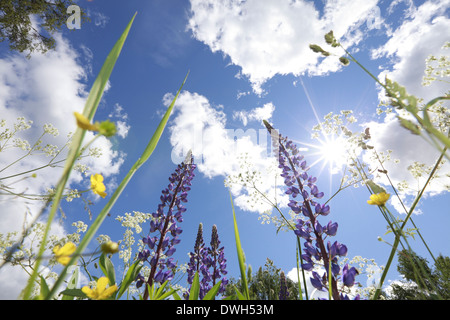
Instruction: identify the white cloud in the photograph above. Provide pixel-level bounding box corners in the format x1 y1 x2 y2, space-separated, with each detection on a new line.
372 0 450 102
109 103 130 138
233 102 275 126
359 0 450 213
188 0 381 94
362 112 450 213
166 91 289 213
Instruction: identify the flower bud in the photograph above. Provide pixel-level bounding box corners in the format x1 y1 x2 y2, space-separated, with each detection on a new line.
101 241 119 254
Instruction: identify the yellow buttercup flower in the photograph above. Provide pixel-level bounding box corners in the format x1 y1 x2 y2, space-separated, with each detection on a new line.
82 277 118 300
90 174 107 198
367 192 390 206
74 112 99 131
53 242 76 266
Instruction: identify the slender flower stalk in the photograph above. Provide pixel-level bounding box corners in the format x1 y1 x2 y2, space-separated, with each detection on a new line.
136 155 196 300
264 120 358 300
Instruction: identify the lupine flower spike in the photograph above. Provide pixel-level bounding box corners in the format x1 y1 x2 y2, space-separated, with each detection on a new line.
279 271 289 300
136 154 196 300
185 223 208 299
205 225 228 297
185 224 228 299
264 120 359 300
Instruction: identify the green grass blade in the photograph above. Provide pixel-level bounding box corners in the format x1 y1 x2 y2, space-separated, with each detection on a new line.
189 272 200 300
22 12 137 301
136 71 189 168
46 70 188 299
155 280 169 299
229 190 249 300
233 286 246 300
84 13 138 121
202 280 222 300
189 271 200 300
116 260 142 299
157 288 177 300
171 290 182 300
39 276 50 300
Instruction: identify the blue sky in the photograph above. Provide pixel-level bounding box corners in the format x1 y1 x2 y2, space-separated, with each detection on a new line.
0 0 449 299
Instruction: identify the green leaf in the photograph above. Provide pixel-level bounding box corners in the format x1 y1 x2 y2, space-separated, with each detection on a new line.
171 290 182 300
233 286 246 300
99 253 116 287
147 283 155 300
157 288 178 300
189 272 200 300
202 280 222 300
229 191 250 300
155 280 169 299
398 116 421 135
59 289 87 299
39 276 50 300
366 180 387 195
117 260 142 299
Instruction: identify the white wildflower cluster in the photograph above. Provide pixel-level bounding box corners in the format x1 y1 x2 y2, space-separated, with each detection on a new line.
42 144 60 157
12 138 32 151
43 123 59 137
339 255 385 299
88 146 103 158
73 163 90 175
422 41 450 87
225 153 294 230
0 221 87 269
96 234 111 245
115 211 152 265
14 117 33 131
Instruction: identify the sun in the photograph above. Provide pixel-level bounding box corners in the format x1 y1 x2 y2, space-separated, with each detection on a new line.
313 134 351 175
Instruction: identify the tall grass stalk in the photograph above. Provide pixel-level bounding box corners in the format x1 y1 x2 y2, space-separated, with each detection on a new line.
21 13 137 300
373 144 448 299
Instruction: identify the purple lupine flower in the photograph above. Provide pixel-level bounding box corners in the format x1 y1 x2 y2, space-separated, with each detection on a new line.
264 120 357 300
205 225 228 297
185 224 228 299
136 155 196 300
184 223 209 299
279 271 289 300
342 264 359 287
